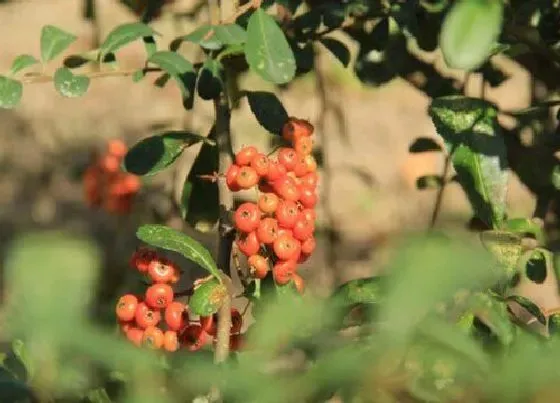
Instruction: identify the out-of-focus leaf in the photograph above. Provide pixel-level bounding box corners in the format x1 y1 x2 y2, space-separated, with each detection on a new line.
466 292 515 346
480 230 523 278
507 295 546 325
502 218 545 245
319 37 350 67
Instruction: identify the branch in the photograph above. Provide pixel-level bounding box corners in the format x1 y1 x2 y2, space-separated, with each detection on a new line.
20 67 163 84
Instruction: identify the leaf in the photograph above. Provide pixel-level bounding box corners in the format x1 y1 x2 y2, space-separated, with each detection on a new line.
11 340 33 381
136 224 220 279
409 137 442 153
480 230 523 277
502 218 545 245
86 387 112 403
245 91 289 135
416 175 444 190
10 54 38 75
148 51 197 109
467 292 515 346
0 76 23 109
440 0 504 70
319 37 350 67
548 313 560 336
245 8 296 84
40 25 77 62
181 128 219 232
143 36 157 58
213 24 248 46
123 131 211 176
197 59 224 100
518 248 551 285
99 22 156 59
506 295 546 325
0 379 32 402
53 67 90 98
189 278 228 316
180 25 222 50
429 96 508 228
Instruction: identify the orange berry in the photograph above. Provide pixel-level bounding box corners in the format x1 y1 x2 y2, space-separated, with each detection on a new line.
273 260 296 285
145 283 174 310
277 148 298 171
236 166 259 189
258 192 279 214
248 254 268 279
116 294 138 322
100 154 120 174
294 137 313 156
234 202 261 233
163 330 179 352
250 153 270 177
236 232 260 256
126 327 144 347
256 217 279 244
107 139 128 158
273 234 301 261
226 164 241 191
165 301 188 331
235 146 258 166
148 257 179 283
143 326 164 349
135 302 161 329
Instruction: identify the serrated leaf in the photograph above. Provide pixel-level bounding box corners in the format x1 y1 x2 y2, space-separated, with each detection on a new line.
480 230 523 276
181 128 219 232
100 22 155 59
245 8 296 84
429 96 508 228
124 131 211 176
245 91 288 135
319 37 350 67
40 25 77 62
440 0 503 70
136 224 220 279
507 295 546 325
10 54 38 75
148 51 196 109
0 76 23 109
53 67 90 98
189 278 227 316
197 59 224 100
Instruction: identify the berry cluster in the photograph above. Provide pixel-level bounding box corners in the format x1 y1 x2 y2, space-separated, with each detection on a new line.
116 248 244 352
83 139 140 215
226 117 318 291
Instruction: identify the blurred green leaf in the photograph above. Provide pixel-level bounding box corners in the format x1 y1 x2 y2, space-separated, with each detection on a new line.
440 0 503 71
148 51 197 109
429 96 508 228
136 224 219 279
86 387 112 402
53 67 90 98
0 378 32 402
10 54 38 75
40 25 77 62
467 292 515 346
245 8 296 84
11 340 33 382
179 24 247 51
319 37 350 67
197 58 224 100
245 91 288 135
416 175 444 190
0 76 23 109
502 218 545 245
99 23 155 59
142 36 157 58
189 278 227 316
480 230 523 277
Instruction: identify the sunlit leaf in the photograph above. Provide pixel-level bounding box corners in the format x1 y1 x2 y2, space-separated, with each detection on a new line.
40 25 77 62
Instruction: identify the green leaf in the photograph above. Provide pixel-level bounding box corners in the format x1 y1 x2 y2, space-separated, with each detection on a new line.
502 218 545 245
86 387 112 403
440 0 504 70
506 295 546 325
0 76 23 109
245 8 296 84
197 59 224 100
181 128 219 232
136 224 220 279
53 67 90 98
63 49 99 69
11 340 33 381
518 248 551 285
143 36 157 58
180 25 222 50
409 137 442 153
40 25 77 62
467 292 515 346
319 37 350 67
148 51 197 109
416 175 444 190
0 379 32 402
99 22 155 59
480 230 523 277
10 54 39 75
429 96 508 228
189 278 228 316
245 91 289 135
123 131 211 176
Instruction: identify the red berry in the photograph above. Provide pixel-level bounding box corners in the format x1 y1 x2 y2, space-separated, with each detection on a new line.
250 153 270 177
229 333 245 351
116 294 138 322
293 274 305 294
180 324 206 351
256 217 279 244
236 232 260 256
248 254 269 279
148 257 179 283
258 193 279 214
273 234 301 261
163 330 179 352
236 166 259 189
266 159 287 182
292 216 314 241
303 155 317 173
273 176 300 202
226 164 241 191
292 157 309 177
301 208 317 222
301 172 318 189
130 248 157 273
301 236 316 255
100 154 120 174
273 260 296 285
299 186 318 209
165 301 188 331
143 326 164 349
294 136 313 156
135 302 161 329
107 139 128 158
282 117 314 143
235 146 258 166
275 200 299 228
145 283 174 310
234 202 260 233
231 308 243 334
277 148 298 171
199 314 217 336
126 327 144 347
277 228 293 239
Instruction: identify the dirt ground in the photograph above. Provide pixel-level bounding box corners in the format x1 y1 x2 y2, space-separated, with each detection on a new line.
0 0 546 308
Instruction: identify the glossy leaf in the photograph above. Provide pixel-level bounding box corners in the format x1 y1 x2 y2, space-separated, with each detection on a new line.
40 25 77 62
245 91 288 135
10 54 38 75
429 96 508 228
53 67 90 98
245 8 296 84
440 0 504 70
319 37 350 67
197 58 223 100
148 51 197 109
506 295 546 325
0 76 23 109
136 224 220 279
189 278 228 316
124 131 211 176
99 23 155 58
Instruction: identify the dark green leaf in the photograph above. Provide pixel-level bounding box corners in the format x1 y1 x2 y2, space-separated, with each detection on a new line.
40 25 77 62
506 295 546 325
10 54 39 75
53 67 90 98
124 131 212 176
181 128 219 232
322 4 345 29
548 313 560 336
99 22 156 58
148 51 197 109
197 59 224 100
136 224 220 279
319 37 350 67
370 18 389 51
0 76 23 109
190 278 228 316
416 175 444 190
245 91 289 135
429 96 508 228
245 8 296 84
440 0 503 70
142 36 157 58
0 379 32 402
409 137 442 153
503 218 545 245
518 248 551 285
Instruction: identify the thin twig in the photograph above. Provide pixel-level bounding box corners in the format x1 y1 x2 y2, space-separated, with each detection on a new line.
20 67 162 84
428 153 451 229
223 0 261 24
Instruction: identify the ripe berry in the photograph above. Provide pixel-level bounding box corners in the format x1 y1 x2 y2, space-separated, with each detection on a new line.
126 327 144 347
303 155 317 173
273 260 296 285
273 176 300 202
116 294 138 322
300 208 317 223
236 231 260 256
266 159 287 182
148 258 179 283
292 216 314 241
236 166 259 189
229 334 245 352
258 193 279 214
234 202 260 233
248 254 268 279
107 139 128 158
100 154 120 174
165 301 188 331
273 234 301 261
301 172 318 189
250 153 270 176
181 324 206 351
277 148 298 171
277 228 293 239
119 320 132 335
292 157 309 177
299 186 318 209
282 117 314 143
135 302 161 329
226 164 241 191
294 136 313 156
199 315 216 336
301 236 316 255
256 217 279 244
293 274 305 294
145 284 174 310
130 248 157 273
231 308 243 334
276 200 299 228
235 146 258 166
163 330 179 352
143 326 164 349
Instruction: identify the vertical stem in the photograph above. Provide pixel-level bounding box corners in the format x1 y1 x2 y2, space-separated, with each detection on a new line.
429 153 451 229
